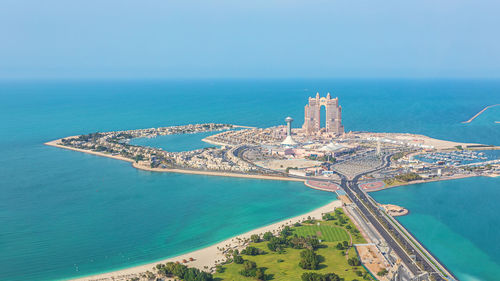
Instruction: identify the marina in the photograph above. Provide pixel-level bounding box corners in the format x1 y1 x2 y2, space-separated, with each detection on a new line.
414 150 500 166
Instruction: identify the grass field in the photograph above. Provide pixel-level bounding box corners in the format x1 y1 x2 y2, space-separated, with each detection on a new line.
213 209 373 281
293 225 349 242
214 241 369 281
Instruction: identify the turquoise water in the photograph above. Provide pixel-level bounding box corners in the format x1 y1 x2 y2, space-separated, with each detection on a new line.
1 79 500 280
372 177 500 281
129 131 219 152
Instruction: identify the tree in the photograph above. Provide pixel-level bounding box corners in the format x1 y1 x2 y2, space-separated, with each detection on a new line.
263 231 274 241
301 272 340 281
134 154 144 163
342 241 349 248
241 245 263 255
255 267 266 281
348 257 361 266
281 226 293 237
290 236 320 250
251 234 261 243
322 213 334 221
215 265 224 273
172 263 187 278
244 260 256 270
338 217 346 225
233 255 244 264
239 260 257 277
377 268 388 276
267 236 287 252
299 249 320 270
336 243 344 250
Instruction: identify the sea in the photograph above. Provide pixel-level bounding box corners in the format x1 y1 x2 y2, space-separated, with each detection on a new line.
0 79 499 281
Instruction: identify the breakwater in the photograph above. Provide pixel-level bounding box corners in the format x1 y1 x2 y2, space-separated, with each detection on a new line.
462 104 500 123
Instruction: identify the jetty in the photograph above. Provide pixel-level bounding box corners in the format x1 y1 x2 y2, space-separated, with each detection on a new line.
462 104 500 124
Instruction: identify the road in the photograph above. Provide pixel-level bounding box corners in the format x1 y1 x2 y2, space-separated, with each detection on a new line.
235 145 456 280
337 154 456 281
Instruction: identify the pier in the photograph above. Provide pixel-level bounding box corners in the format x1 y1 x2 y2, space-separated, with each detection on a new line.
462 104 500 123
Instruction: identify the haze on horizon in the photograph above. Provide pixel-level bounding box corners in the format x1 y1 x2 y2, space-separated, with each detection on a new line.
1 0 499 79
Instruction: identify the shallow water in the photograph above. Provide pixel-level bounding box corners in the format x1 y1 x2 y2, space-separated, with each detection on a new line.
129 131 219 152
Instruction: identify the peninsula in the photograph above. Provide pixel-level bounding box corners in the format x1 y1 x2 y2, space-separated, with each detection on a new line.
46 94 500 281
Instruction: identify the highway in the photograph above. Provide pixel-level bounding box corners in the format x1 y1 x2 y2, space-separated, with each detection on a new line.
236 145 457 280
337 154 456 281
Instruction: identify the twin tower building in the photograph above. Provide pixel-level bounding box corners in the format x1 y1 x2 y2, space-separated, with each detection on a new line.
302 93 344 136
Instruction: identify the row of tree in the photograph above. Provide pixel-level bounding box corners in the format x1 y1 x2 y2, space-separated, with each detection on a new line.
301 272 342 281
155 262 213 281
394 172 422 182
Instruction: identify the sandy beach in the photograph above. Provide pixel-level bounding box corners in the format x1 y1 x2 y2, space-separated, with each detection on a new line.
45 139 135 163
132 162 303 182
69 200 342 281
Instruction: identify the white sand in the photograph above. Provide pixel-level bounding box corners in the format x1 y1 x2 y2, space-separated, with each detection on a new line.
70 200 342 281
133 162 304 182
357 132 482 150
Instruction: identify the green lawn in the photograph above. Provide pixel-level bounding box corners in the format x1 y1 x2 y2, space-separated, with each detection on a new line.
214 241 368 281
312 209 367 244
292 225 349 242
214 209 372 281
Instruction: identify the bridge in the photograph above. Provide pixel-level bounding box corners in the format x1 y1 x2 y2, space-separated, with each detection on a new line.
335 154 457 281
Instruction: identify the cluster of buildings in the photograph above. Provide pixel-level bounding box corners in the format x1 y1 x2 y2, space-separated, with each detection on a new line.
58 93 499 181
161 146 257 172
58 123 257 173
204 127 284 146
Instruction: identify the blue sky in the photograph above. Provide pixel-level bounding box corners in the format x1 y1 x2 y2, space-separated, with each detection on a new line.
1 0 499 79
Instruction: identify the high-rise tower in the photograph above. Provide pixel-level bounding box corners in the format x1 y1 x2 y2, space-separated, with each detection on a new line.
302 93 344 135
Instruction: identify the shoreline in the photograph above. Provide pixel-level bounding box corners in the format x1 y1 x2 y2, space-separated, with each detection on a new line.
68 200 342 281
44 140 303 182
364 174 480 193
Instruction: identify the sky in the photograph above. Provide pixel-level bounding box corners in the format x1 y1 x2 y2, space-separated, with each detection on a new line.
1 0 499 79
